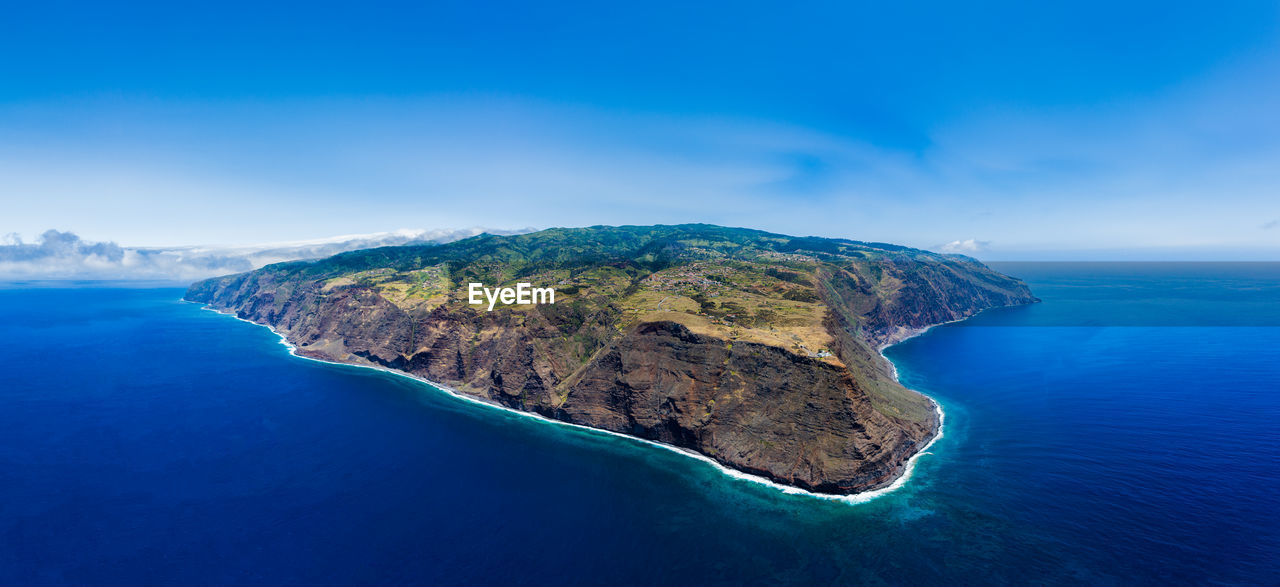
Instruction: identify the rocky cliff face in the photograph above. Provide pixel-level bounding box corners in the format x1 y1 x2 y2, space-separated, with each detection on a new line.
561 322 931 493
186 224 1036 494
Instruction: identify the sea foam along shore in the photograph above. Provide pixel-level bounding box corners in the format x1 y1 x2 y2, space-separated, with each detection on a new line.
194 302 946 505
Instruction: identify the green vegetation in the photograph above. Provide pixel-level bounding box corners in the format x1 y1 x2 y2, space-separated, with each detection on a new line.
230 224 1034 424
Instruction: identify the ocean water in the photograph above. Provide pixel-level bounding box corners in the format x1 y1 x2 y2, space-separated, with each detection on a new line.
1 264 1278 584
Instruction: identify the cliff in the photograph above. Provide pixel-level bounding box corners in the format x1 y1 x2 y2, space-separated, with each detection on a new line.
185 224 1036 495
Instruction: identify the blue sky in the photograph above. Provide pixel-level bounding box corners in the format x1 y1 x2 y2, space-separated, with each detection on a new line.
3 1 1279 258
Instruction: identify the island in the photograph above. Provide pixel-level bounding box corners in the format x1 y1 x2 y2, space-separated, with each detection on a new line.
186 224 1037 495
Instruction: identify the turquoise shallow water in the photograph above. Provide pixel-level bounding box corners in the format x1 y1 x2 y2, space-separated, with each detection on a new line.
1 263 1278 584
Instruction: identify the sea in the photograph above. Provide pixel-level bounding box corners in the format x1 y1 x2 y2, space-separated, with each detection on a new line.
1 262 1277 584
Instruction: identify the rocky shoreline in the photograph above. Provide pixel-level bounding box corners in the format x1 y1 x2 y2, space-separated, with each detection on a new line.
186 225 1037 495
199 301 963 502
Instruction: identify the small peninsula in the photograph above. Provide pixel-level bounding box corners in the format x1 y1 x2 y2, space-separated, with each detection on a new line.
186 224 1036 495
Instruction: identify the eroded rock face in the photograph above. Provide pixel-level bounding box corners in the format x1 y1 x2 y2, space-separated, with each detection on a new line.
186 225 1034 494
561 321 934 493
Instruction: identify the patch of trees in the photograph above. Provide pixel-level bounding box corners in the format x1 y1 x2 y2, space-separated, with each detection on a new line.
783 289 820 303
765 267 806 284
689 293 718 314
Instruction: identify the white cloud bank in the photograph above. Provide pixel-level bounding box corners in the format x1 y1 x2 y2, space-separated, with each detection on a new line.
0 228 529 282
937 238 991 254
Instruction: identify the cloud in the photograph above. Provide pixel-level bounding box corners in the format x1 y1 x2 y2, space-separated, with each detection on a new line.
937 238 991 254
1262 220 1279 230
0 228 529 282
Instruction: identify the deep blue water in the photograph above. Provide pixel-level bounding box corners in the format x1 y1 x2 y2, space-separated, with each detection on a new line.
1 263 1278 584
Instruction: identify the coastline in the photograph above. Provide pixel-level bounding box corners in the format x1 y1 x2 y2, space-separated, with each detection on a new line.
192 301 950 505
869 302 1038 485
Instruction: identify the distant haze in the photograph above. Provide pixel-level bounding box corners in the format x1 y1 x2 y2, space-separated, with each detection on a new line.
0 228 530 282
